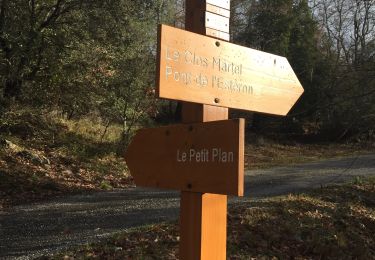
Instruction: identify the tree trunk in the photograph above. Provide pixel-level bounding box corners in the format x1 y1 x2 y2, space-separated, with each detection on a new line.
3 78 22 98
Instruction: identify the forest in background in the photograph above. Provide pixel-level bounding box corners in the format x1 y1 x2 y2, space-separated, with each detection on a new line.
0 0 374 150
1 2 374 256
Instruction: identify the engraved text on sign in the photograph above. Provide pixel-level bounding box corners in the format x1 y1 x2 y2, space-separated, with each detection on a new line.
157 25 304 115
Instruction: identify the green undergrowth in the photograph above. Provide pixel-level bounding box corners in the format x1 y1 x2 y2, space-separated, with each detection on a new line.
0 108 131 208
43 177 375 259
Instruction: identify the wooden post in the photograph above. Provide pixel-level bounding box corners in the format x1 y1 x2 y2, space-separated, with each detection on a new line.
180 192 227 259
180 1 230 259
180 104 229 260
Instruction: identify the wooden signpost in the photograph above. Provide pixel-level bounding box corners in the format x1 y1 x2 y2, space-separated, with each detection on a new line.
125 119 244 196
125 1 304 259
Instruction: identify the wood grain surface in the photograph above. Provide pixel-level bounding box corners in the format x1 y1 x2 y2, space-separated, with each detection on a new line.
124 119 244 196
157 24 304 115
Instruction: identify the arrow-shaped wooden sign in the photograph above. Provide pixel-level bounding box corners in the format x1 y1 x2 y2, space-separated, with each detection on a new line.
157 25 304 116
125 119 244 196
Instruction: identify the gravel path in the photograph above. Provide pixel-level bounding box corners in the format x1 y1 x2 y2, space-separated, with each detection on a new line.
1 154 374 259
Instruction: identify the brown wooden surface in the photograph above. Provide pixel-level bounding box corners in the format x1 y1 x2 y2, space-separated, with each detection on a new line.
181 103 229 123
157 24 304 115
180 1 233 259
185 1 205 35
200 193 227 259
124 119 244 196
179 103 230 260
180 192 227 260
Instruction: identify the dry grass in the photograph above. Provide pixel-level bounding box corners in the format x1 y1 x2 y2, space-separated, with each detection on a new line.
228 178 375 259
245 140 375 169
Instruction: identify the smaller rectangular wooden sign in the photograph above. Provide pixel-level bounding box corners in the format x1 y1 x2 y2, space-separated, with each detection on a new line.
206 4 230 18
207 0 230 10
206 12 229 33
206 28 230 41
125 119 245 196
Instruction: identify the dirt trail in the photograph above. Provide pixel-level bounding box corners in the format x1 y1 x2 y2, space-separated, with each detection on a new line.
1 154 374 259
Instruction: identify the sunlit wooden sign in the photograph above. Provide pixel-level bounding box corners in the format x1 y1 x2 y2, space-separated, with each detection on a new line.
157 25 304 115
206 27 230 41
207 0 230 10
125 119 244 196
206 4 230 18
206 12 229 33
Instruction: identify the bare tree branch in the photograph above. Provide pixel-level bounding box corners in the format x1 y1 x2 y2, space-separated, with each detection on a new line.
39 0 64 30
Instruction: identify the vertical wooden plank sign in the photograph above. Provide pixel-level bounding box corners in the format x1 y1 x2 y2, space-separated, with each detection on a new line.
180 1 231 259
